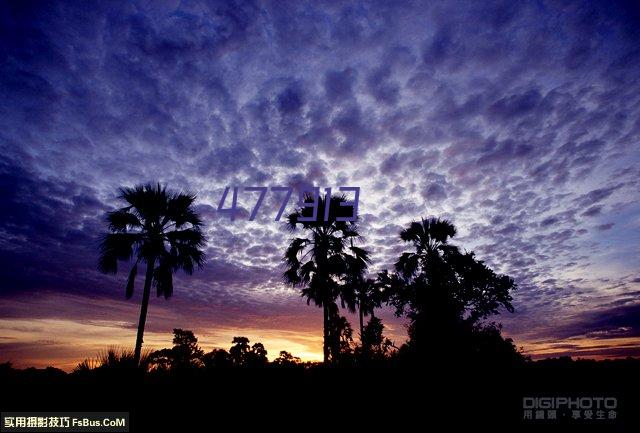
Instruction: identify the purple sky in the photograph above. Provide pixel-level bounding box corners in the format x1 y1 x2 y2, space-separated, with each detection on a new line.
1 0 640 369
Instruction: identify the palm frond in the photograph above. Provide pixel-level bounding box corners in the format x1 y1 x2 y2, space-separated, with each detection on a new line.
429 218 456 243
283 237 307 267
106 208 142 232
299 260 316 282
395 252 419 278
166 228 206 247
283 267 301 285
120 183 168 225
400 221 424 244
97 233 139 274
349 245 371 264
165 193 200 228
154 258 174 299
101 183 206 302
286 211 300 231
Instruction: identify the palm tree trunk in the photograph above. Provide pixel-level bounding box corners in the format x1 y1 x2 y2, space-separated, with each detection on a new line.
133 258 154 365
323 303 329 363
359 305 364 346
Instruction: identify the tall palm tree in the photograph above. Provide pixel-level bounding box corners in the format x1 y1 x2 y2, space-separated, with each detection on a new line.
283 193 367 363
396 217 458 290
397 217 457 269
98 183 206 365
395 217 460 326
354 278 384 350
341 249 381 350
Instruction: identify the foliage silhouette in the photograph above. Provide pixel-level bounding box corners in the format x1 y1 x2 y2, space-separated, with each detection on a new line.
3 193 637 430
381 217 517 362
73 347 150 377
330 313 356 362
353 278 385 355
147 328 204 371
273 351 302 367
359 316 394 360
97 183 206 365
229 336 269 367
5 357 640 431
202 348 233 369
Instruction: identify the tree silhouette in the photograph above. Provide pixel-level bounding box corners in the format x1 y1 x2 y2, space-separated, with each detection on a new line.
147 328 204 371
202 349 232 369
146 348 173 372
283 193 368 363
360 316 393 359
170 328 204 369
273 351 302 367
98 183 206 365
229 336 251 366
341 254 390 359
247 342 269 367
354 278 385 354
332 313 355 360
229 337 269 367
384 217 516 359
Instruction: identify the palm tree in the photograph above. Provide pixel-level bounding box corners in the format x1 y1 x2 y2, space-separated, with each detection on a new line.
395 217 461 336
355 278 384 350
341 249 383 351
283 193 368 363
98 183 206 365
396 217 460 295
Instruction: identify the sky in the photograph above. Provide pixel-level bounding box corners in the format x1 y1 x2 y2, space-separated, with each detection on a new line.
1 0 640 370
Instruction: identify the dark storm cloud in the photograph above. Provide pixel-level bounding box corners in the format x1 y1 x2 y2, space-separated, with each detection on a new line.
539 301 640 342
0 158 106 295
1 0 639 360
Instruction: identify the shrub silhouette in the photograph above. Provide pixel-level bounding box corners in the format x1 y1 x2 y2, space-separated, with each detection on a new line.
73 348 150 375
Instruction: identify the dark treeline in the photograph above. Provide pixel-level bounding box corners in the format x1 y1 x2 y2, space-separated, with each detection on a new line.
282 192 523 367
88 184 526 371
3 356 639 431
